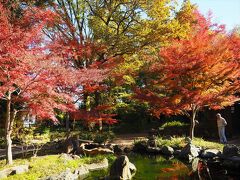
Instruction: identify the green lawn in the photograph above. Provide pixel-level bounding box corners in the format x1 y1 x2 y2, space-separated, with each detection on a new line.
0 154 114 180
157 137 224 150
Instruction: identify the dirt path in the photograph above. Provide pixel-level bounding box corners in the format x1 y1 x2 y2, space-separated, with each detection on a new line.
227 137 240 145
110 133 147 146
0 134 239 160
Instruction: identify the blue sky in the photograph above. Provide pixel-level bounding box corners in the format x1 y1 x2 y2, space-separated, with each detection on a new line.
189 0 240 31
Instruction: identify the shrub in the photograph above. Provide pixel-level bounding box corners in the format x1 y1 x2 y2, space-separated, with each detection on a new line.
160 121 188 129
156 137 186 148
93 131 115 144
159 121 189 137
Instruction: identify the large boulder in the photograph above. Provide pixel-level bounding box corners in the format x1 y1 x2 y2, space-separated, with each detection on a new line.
74 165 89 178
45 168 78 180
173 149 182 157
146 146 161 154
86 158 108 171
0 165 29 178
222 156 240 170
80 143 114 156
59 153 80 161
161 146 174 156
109 155 136 180
12 165 29 175
133 141 147 153
179 143 200 160
124 147 132 154
113 145 124 154
191 158 200 172
223 144 240 157
147 135 157 147
200 149 221 158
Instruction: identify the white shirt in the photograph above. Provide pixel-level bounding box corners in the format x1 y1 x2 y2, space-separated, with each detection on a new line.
217 117 227 127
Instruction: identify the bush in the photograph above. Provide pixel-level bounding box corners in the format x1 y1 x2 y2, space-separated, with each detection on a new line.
34 126 51 135
79 131 94 140
156 137 186 148
93 131 115 144
160 121 188 129
159 120 189 137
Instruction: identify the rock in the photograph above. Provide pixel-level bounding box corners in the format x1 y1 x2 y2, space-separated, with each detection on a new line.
162 135 172 140
200 149 221 158
184 137 192 144
173 149 182 156
133 141 147 153
146 146 161 154
74 165 89 177
59 153 73 160
222 156 240 170
109 155 136 180
64 137 80 154
191 158 200 172
148 128 158 136
58 153 80 164
0 165 29 178
80 143 114 156
128 162 137 173
147 134 157 147
43 158 108 180
45 168 78 180
12 165 29 175
84 147 113 155
86 158 108 171
161 146 174 156
72 155 80 159
113 145 124 154
0 169 12 179
64 138 74 154
147 139 157 147
186 154 194 162
124 147 132 154
59 153 74 161
223 144 240 157
179 143 199 160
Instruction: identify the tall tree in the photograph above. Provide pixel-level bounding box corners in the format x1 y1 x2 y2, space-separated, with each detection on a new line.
22 0 196 129
135 11 240 139
0 2 77 164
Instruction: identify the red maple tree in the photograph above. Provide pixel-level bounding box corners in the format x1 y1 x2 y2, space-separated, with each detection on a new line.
0 3 77 164
135 11 240 139
46 11 120 129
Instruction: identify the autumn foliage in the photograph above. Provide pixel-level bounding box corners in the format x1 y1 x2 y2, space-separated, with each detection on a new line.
135 11 240 138
0 2 80 164
1 0 240 166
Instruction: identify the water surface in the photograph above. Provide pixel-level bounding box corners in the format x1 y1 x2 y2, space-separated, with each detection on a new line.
86 154 190 180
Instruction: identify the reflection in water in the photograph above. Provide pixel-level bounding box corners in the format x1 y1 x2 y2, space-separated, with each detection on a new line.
130 154 190 180
85 154 190 180
85 154 239 179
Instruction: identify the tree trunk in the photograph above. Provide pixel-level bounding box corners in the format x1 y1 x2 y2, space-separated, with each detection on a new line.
189 107 197 139
65 112 70 132
5 94 12 165
95 91 102 131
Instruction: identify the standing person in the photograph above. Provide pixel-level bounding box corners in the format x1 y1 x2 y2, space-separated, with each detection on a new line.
216 113 227 144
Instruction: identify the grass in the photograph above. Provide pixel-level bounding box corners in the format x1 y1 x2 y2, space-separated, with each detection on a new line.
192 138 224 150
156 137 186 148
0 154 115 180
156 136 224 150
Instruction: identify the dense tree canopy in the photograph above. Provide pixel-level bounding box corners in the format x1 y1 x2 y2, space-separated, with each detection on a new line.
1 0 240 165
0 2 78 164
135 11 240 138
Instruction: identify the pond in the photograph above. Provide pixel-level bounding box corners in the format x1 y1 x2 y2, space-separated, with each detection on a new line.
85 154 193 180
